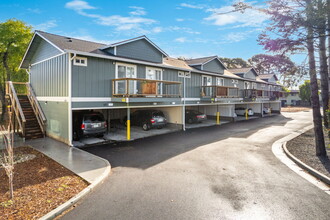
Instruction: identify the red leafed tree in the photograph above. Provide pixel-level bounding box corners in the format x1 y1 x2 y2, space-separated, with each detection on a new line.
256 0 327 156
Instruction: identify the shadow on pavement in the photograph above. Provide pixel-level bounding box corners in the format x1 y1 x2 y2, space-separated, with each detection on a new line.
83 114 292 170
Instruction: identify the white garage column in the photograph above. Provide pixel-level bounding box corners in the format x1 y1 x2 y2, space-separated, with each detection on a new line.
160 107 183 127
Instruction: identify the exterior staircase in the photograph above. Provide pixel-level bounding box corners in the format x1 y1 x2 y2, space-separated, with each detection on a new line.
18 95 44 139
6 81 46 140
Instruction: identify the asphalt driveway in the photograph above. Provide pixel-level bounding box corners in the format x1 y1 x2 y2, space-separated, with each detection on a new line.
62 111 330 220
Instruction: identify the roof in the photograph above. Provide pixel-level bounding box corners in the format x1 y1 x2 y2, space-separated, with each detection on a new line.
258 74 278 81
36 31 107 54
256 76 267 83
228 67 253 74
101 35 168 57
163 57 195 70
223 70 241 79
185 56 218 66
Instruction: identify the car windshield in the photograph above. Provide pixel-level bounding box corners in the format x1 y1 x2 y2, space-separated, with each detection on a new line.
188 110 202 115
152 111 164 117
84 114 104 123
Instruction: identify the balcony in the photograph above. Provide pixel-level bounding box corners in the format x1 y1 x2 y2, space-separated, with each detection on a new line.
112 78 182 102
270 91 283 101
201 85 240 102
244 89 270 101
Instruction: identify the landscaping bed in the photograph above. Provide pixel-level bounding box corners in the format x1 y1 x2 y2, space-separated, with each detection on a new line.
281 106 311 112
0 146 89 220
286 129 330 179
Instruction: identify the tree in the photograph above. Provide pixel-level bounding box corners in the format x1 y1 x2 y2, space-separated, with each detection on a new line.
299 80 311 104
252 0 327 156
0 19 32 121
248 54 304 87
219 57 249 68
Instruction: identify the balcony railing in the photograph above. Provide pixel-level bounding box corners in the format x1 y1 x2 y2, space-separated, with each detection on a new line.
201 86 239 98
112 78 182 98
244 89 271 99
270 91 283 100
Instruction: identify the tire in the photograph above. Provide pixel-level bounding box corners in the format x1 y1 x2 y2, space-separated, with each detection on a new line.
142 122 150 131
188 118 193 124
157 126 163 129
73 131 81 141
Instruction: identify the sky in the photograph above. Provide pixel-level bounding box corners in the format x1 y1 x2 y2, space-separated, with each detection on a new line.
0 0 305 63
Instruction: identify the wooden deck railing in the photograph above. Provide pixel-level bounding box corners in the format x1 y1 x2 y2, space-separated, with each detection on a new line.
112 78 182 98
201 85 239 98
6 82 46 137
6 82 26 136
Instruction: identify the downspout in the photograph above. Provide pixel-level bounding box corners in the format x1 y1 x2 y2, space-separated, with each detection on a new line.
68 53 76 146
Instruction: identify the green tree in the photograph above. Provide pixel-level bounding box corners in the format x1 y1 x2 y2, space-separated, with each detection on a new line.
219 57 249 68
0 19 32 121
299 80 311 105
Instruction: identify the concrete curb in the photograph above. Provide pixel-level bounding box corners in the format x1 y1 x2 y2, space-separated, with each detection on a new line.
283 140 330 186
39 150 111 220
272 124 330 195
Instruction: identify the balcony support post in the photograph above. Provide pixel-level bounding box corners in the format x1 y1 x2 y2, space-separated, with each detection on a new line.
126 103 130 140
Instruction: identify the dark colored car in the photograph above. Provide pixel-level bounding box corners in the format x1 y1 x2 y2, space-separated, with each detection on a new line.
73 111 107 141
124 110 167 131
185 110 207 124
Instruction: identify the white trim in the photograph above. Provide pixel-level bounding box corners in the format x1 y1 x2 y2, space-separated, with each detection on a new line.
36 32 64 53
68 53 73 146
71 97 112 102
181 98 201 101
72 104 183 110
216 77 224 86
114 46 117 55
31 53 66 66
37 96 69 102
19 33 37 69
101 36 168 57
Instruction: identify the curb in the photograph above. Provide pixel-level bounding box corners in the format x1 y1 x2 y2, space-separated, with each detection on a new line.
283 140 330 186
39 150 111 220
272 124 330 195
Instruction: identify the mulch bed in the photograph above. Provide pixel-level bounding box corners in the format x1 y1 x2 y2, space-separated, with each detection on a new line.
0 146 89 220
286 129 330 179
281 107 311 112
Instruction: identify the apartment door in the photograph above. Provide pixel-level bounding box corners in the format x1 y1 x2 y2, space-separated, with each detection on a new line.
202 75 212 96
116 64 137 95
146 67 162 95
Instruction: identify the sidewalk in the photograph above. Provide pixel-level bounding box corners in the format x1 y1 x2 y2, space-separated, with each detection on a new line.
24 137 110 184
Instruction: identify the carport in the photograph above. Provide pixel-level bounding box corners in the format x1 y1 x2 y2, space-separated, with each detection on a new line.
185 104 233 129
72 106 183 146
234 102 262 121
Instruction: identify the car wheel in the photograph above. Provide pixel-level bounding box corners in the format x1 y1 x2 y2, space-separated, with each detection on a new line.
188 118 193 124
73 131 79 141
157 126 163 129
142 122 150 131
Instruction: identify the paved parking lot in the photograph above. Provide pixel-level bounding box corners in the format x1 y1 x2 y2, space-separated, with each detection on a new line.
63 111 330 220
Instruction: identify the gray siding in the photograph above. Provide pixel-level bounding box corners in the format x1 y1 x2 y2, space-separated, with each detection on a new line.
39 101 69 143
30 38 62 64
268 76 277 83
106 39 163 63
244 70 256 80
30 53 68 96
186 72 201 98
72 56 115 97
202 59 225 74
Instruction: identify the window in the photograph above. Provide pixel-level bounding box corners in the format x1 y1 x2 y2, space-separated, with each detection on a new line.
178 71 191 78
202 75 212 96
146 67 163 95
216 77 224 86
74 57 87 66
244 81 250 89
261 84 265 88
252 82 257 89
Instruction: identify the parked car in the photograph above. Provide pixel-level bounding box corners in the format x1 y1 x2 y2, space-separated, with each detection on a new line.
185 110 207 124
263 107 271 114
124 110 167 131
235 107 254 116
73 111 107 141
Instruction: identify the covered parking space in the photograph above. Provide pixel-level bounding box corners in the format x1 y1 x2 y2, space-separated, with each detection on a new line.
234 102 262 121
185 103 233 129
72 105 183 146
262 101 281 117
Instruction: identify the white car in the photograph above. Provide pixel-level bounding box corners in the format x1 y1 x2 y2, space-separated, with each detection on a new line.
263 107 271 114
235 108 254 116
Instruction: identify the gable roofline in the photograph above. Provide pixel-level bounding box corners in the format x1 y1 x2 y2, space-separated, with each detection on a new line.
187 56 227 70
100 35 169 57
19 31 65 69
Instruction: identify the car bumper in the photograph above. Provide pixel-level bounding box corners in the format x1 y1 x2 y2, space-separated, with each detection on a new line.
83 128 107 136
151 122 167 127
